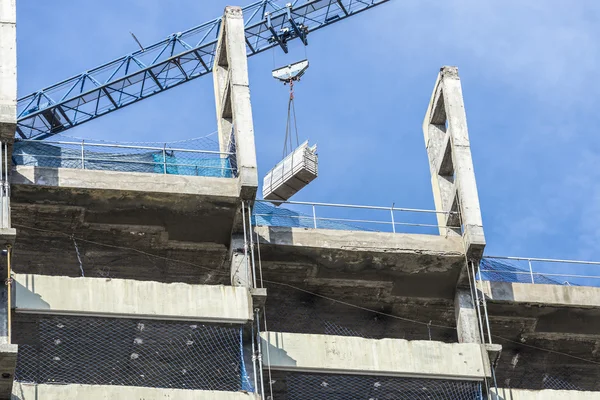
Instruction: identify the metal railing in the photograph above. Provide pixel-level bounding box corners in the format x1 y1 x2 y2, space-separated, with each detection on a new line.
481 256 600 287
253 199 460 235
13 139 236 178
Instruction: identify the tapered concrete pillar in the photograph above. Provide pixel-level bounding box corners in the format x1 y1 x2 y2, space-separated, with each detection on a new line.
0 0 16 242
424 67 487 347
0 2 18 396
213 6 258 201
422 66 485 260
0 0 16 144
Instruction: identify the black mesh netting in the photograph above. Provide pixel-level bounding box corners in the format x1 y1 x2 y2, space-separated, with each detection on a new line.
15 315 253 391
281 373 483 400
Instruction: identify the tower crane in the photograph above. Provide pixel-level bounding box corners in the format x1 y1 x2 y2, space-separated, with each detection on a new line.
16 0 389 140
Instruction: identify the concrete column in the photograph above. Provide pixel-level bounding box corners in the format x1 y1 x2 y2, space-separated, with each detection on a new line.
0 0 16 341
0 286 6 345
213 6 258 201
422 66 485 259
0 0 16 240
455 288 482 344
230 234 252 288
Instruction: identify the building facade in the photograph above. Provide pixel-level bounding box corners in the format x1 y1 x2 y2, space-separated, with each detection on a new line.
0 2 599 399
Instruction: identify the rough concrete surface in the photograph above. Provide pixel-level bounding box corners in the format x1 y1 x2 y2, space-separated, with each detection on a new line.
479 280 600 391
11 383 257 400
14 274 253 323
261 331 489 379
263 280 458 342
256 225 465 344
11 166 239 198
422 66 485 259
255 226 466 300
7 202 232 285
0 344 17 400
0 0 17 145
480 280 600 308
213 6 258 200
492 388 600 400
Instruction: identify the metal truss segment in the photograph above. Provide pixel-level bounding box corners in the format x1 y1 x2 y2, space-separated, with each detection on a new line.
17 0 390 139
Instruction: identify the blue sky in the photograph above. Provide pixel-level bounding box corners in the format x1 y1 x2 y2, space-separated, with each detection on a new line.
15 1 600 264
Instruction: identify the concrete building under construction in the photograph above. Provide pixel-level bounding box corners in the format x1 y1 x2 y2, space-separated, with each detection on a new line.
1 1 600 399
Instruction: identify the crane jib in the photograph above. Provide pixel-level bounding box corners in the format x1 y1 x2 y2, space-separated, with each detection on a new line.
16 0 390 140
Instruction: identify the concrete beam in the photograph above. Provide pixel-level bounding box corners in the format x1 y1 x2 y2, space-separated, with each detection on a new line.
255 225 465 258
11 166 239 198
261 331 490 380
230 234 252 287
14 274 254 324
11 383 258 400
492 388 600 400
479 281 600 308
0 0 16 144
213 6 258 200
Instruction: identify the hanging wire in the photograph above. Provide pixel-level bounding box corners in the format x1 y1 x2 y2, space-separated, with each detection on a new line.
72 235 85 277
282 79 301 157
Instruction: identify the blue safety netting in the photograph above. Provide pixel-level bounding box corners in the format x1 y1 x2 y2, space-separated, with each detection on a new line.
252 201 374 231
479 258 573 285
12 138 235 178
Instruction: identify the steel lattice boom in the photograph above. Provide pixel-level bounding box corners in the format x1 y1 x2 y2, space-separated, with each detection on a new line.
17 0 389 140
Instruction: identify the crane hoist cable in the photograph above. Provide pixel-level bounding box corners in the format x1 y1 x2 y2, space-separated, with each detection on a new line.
283 78 301 158
272 59 309 156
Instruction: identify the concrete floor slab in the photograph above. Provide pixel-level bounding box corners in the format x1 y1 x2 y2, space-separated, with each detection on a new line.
11 383 257 400
492 388 600 400
480 281 600 308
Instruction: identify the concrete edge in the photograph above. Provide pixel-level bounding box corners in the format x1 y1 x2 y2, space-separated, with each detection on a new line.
11 382 259 400
11 166 241 199
261 331 489 381
479 280 600 308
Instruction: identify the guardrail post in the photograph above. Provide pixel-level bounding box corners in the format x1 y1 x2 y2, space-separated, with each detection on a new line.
312 205 317 229
162 144 167 174
528 259 535 283
390 203 396 233
81 140 85 169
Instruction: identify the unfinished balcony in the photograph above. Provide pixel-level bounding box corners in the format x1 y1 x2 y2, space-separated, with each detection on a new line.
252 200 466 343
8 135 256 284
474 257 600 392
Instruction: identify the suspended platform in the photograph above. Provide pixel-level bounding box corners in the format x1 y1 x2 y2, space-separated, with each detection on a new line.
263 141 318 204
